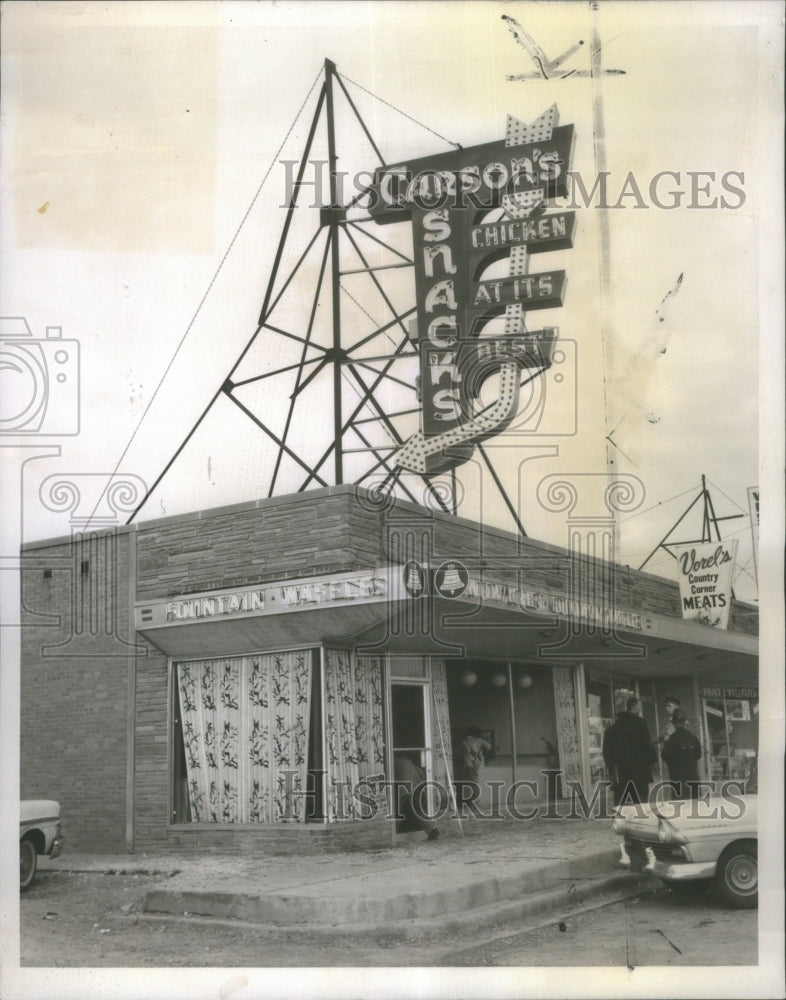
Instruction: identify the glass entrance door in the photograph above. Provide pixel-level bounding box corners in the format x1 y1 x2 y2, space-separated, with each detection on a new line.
390 681 434 826
391 682 431 776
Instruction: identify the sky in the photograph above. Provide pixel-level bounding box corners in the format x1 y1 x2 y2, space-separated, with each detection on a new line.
2 0 783 608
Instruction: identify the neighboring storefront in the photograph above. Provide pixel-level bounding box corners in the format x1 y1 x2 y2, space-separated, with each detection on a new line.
20 485 758 853
700 684 759 788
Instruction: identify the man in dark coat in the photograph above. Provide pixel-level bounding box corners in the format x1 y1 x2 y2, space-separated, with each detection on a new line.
660 709 702 799
603 696 658 805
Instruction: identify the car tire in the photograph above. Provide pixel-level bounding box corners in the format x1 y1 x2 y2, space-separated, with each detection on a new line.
20 837 37 891
713 840 757 908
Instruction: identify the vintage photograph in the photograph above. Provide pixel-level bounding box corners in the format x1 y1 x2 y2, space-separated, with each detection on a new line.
1 2 783 999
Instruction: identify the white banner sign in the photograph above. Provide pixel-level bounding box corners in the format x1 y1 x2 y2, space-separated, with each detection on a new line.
675 540 738 629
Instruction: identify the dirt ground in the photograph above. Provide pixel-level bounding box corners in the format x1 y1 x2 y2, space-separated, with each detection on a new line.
20 869 460 967
19 868 756 969
446 886 758 966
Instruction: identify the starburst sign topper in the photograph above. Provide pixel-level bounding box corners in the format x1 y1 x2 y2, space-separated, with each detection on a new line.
368 108 576 475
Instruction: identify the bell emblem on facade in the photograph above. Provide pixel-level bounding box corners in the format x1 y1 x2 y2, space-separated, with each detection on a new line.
440 563 462 593
403 560 426 597
436 560 467 597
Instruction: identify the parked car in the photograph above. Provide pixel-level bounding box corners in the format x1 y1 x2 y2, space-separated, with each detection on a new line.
612 792 757 908
20 800 64 890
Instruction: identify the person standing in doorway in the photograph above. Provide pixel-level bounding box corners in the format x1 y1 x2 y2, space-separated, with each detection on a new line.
603 696 658 805
661 709 702 799
659 695 681 749
461 726 491 785
658 695 681 790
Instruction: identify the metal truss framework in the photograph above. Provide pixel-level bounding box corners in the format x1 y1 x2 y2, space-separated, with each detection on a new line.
638 474 745 597
127 58 541 534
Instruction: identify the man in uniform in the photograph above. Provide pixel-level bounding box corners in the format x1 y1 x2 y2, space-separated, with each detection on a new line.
661 709 702 799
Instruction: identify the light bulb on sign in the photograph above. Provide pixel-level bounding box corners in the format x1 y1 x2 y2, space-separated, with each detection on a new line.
461 670 477 687
491 671 507 687
518 673 533 689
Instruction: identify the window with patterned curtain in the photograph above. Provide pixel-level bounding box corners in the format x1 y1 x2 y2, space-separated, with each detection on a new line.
323 649 385 822
175 650 312 824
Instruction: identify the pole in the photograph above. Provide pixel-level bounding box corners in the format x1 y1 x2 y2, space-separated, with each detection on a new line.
324 58 344 484
507 662 518 786
701 473 709 542
431 682 463 837
589 0 623 561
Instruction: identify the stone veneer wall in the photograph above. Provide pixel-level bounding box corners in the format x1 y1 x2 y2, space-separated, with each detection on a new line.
135 489 383 600
383 496 756 635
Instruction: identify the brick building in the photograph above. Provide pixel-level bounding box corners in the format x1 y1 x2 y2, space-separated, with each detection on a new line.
21 486 758 853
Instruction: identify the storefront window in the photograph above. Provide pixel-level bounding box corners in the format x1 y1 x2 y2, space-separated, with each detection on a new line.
638 695 660 781
701 686 758 790
612 681 635 716
323 650 385 822
171 650 316 824
585 674 613 787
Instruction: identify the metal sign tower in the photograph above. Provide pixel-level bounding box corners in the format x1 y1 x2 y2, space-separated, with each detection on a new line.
128 58 562 533
638 474 748 598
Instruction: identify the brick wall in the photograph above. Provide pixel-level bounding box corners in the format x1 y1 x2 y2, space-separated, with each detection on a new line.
133 640 170 850
21 532 135 852
162 818 393 856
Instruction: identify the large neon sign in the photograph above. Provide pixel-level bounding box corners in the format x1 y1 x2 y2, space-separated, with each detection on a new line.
369 105 575 475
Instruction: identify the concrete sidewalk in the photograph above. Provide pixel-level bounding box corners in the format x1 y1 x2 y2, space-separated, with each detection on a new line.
40 816 650 937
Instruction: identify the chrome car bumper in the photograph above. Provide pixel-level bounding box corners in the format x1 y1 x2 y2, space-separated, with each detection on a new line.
50 833 64 860
618 842 715 881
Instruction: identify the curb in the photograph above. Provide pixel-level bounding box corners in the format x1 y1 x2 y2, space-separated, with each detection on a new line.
436 877 658 962
136 872 654 942
140 850 633 930
39 860 183 877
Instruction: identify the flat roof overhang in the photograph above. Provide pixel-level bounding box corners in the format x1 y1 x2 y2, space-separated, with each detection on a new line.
138 595 757 686
137 602 388 660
